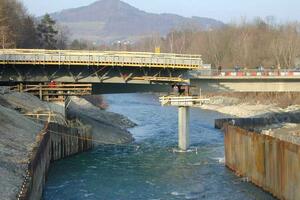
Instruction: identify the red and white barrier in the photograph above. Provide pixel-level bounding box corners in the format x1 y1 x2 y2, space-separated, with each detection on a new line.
215 70 300 77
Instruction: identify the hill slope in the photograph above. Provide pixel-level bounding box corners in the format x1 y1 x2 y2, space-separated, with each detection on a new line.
50 0 224 43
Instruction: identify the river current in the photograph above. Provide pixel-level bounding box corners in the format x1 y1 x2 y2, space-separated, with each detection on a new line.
43 93 274 200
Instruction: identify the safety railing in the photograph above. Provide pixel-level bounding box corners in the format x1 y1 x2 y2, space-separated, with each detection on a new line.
190 69 300 78
0 49 203 69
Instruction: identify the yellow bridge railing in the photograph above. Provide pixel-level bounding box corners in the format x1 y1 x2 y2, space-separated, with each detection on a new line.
0 49 203 69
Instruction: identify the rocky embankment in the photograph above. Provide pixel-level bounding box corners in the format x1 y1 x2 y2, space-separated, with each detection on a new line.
205 93 300 147
0 92 44 199
0 89 135 199
67 97 135 144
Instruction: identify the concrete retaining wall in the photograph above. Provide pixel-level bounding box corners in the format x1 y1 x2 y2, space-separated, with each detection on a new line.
191 78 300 92
224 124 300 200
17 122 92 200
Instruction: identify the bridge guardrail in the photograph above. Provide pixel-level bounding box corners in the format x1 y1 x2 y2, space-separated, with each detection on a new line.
0 49 203 69
190 69 300 78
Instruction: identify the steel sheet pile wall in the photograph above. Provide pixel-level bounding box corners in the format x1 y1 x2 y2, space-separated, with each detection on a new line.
224 124 300 200
49 123 92 161
18 124 51 200
18 123 92 200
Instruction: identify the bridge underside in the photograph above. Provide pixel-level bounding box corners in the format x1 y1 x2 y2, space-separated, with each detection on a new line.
0 64 188 84
92 83 171 94
191 78 300 93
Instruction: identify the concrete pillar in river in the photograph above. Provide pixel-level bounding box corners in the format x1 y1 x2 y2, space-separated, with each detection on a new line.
178 106 190 151
159 95 209 152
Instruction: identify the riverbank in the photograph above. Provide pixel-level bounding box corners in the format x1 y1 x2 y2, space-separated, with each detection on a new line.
0 100 43 199
67 96 135 144
221 116 300 200
211 93 300 200
196 93 300 118
0 90 135 199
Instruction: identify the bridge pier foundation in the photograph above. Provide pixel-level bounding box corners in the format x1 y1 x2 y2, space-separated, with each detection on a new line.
178 106 190 151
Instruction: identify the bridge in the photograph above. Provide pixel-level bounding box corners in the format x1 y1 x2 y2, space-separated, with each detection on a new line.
3 49 300 94
190 69 300 93
0 49 204 95
0 49 202 83
3 49 300 151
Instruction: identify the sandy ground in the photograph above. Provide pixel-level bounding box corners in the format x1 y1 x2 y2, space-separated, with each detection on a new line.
200 104 300 118
260 123 300 145
196 96 300 118
200 95 300 145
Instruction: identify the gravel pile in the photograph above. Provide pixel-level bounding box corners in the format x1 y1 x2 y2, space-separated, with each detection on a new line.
261 123 300 145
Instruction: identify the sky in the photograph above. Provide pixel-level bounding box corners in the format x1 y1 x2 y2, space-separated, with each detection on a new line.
20 0 300 23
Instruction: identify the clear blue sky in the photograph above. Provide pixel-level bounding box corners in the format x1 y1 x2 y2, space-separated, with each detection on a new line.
20 0 299 23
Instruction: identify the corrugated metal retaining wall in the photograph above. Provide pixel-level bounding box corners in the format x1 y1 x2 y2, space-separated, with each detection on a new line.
224 124 300 200
18 122 93 200
49 123 92 161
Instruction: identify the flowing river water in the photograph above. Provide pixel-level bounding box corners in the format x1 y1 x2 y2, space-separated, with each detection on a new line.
43 93 274 200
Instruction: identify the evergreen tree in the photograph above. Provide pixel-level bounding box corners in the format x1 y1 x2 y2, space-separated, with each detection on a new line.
37 14 58 49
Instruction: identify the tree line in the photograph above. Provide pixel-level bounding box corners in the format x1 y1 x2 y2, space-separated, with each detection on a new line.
0 0 67 49
68 18 300 69
133 18 300 69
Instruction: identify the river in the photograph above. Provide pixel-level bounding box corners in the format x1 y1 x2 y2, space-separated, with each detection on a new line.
43 93 274 200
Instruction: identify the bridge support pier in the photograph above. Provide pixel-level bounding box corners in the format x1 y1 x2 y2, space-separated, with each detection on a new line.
178 106 190 151
159 95 209 152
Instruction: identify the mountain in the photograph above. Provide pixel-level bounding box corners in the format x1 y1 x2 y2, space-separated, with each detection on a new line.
50 0 224 43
